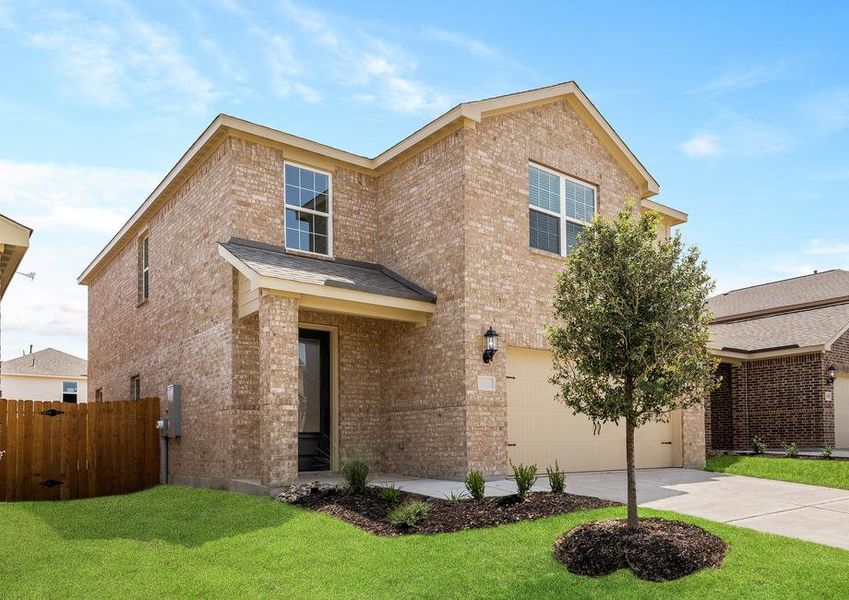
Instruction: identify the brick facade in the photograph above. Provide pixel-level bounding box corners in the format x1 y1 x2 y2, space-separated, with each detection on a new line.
707 340 847 450
86 96 701 489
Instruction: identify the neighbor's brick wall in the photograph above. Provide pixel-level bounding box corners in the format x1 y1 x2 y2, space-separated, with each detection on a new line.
87 138 238 483
709 353 833 450
461 100 643 475
707 362 733 450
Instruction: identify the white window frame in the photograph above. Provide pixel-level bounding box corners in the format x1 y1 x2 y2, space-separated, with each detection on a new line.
139 235 150 301
528 162 597 256
130 375 141 401
283 161 333 258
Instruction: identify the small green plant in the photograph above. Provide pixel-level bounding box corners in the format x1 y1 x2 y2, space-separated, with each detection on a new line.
464 470 486 501
821 445 834 459
444 490 468 502
379 484 403 503
752 436 767 455
389 500 430 527
340 454 370 494
784 442 799 459
510 461 538 499
546 461 565 493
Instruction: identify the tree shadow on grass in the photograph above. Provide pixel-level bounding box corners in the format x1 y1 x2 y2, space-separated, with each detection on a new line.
21 484 298 548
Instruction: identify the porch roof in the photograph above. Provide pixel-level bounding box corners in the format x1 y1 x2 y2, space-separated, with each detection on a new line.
219 238 436 324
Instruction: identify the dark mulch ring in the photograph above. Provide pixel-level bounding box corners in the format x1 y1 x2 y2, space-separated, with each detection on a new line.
291 486 618 536
553 518 728 582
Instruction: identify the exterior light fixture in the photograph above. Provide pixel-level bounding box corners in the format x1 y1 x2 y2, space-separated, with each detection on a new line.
827 364 838 383
483 326 499 364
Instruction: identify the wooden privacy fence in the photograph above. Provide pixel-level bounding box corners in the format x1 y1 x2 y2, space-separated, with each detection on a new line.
0 397 160 501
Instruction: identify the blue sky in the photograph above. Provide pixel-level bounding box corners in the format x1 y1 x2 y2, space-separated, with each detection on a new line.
1 0 848 360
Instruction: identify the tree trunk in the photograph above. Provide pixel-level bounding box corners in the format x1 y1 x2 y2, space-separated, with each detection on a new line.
625 419 638 529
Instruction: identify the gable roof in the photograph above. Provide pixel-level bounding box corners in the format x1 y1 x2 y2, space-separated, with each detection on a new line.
78 81 663 285
709 269 849 322
1 348 87 378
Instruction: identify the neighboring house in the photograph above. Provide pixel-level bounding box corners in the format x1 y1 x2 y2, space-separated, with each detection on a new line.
0 213 32 363
707 270 849 451
78 81 697 492
0 348 88 403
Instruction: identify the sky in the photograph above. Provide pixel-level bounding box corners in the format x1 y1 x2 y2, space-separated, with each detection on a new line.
0 0 848 360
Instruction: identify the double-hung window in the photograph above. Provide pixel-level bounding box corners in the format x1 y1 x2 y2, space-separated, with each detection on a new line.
138 235 149 302
528 163 596 255
285 163 331 256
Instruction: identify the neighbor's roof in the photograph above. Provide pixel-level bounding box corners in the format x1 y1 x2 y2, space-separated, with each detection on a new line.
709 302 849 354
709 269 849 323
0 213 32 300
1 348 87 378
79 81 666 285
219 238 436 303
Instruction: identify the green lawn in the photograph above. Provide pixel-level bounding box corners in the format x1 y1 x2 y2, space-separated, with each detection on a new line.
1 485 848 599
707 454 849 490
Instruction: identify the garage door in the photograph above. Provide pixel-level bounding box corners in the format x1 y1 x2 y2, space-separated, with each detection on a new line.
507 347 679 472
835 376 849 448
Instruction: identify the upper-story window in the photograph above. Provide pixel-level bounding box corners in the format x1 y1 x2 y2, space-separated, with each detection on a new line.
138 235 149 302
528 163 596 255
285 163 332 256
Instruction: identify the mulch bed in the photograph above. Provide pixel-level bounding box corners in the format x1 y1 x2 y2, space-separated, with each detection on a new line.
553 518 728 582
290 486 617 536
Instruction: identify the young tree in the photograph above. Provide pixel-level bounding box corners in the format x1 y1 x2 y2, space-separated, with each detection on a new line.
548 203 717 529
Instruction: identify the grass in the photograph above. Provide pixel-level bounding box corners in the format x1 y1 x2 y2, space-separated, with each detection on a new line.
1 485 848 599
707 454 849 490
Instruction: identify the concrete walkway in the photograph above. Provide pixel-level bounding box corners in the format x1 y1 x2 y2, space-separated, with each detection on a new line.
369 468 849 551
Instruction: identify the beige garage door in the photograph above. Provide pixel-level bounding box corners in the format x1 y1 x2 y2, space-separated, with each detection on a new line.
835 376 849 448
507 347 680 472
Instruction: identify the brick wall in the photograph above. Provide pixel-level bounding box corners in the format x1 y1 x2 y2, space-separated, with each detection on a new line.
708 363 733 450
708 352 834 451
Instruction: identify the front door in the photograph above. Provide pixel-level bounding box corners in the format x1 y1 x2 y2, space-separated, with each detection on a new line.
298 329 331 471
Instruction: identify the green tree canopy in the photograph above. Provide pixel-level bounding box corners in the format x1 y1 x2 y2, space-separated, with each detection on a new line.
548 202 717 527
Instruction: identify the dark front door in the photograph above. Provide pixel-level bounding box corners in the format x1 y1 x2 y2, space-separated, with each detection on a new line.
298 329 331 471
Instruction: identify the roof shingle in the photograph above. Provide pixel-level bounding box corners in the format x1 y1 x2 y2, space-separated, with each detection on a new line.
1 348 87 377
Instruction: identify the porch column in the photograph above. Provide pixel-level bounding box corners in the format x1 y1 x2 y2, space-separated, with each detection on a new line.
258 291 300 488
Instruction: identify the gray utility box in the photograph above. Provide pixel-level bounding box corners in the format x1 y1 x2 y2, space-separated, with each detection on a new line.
166 384 182 438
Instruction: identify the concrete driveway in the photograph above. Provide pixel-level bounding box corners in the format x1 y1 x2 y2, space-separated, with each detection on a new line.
376 468 849 551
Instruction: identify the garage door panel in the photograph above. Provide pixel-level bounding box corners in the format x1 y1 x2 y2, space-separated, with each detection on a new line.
507 347 675 472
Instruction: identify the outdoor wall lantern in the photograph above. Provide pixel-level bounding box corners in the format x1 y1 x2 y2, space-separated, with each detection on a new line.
483 326 499 364
827 364 838 384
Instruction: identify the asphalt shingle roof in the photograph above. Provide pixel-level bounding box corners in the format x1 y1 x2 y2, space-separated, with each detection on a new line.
708 269 849 321
1 348 87 377
221 238 436 303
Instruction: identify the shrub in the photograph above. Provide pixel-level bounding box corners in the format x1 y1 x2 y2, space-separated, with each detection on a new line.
389 500 430 527
546 461 565 493
752 436 767 455
464 470 486 501
444 490 468 502
511 461 538 499
784 442 799 459
379 484 403 503
821 445 834 460
340 454 370 494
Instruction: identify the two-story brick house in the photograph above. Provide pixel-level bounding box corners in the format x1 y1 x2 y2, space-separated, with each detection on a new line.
79 82 700 493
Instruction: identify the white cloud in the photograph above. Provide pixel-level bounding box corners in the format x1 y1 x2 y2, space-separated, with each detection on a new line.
276 1 450 114
422 27 497 58
28 7 216 113
0 160 159 360
687 62 795 96
806 239 849 256
805 88 849 133
681 134 722 158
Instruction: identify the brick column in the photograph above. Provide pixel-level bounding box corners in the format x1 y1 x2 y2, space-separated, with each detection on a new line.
730 364 749 450
682 403 706 469
258 292 299 488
